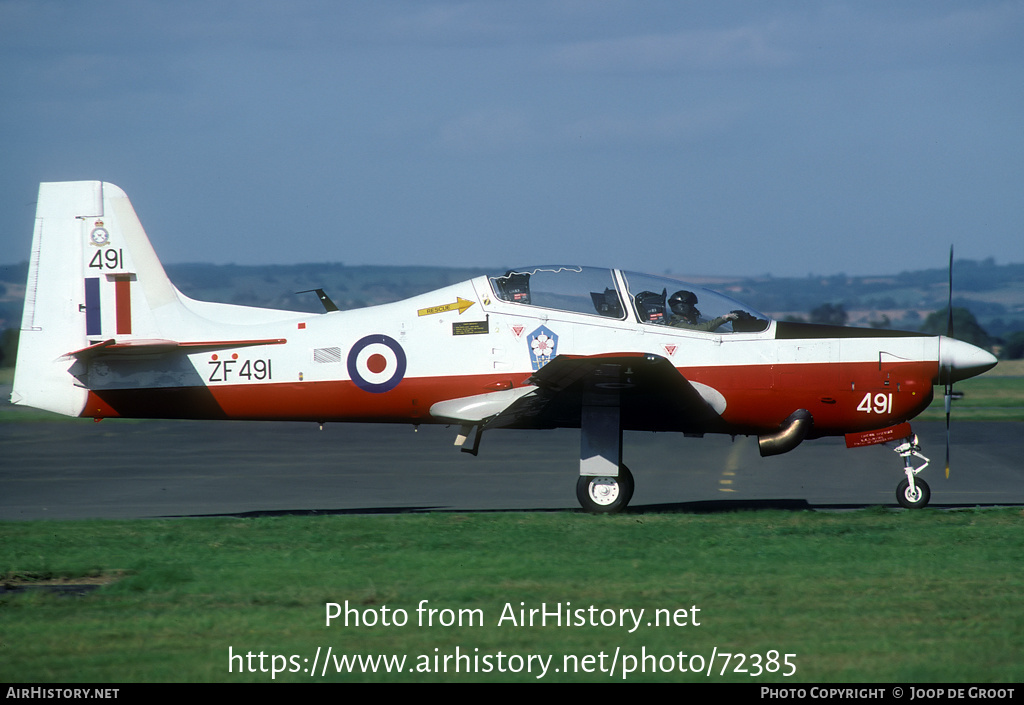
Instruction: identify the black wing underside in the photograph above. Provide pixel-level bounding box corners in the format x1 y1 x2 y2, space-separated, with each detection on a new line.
483 353 728 433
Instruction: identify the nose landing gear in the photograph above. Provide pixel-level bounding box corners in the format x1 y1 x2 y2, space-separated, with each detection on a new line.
894 434 931 509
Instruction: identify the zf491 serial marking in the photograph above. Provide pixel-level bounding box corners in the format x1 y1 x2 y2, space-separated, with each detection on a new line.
208 358 273 383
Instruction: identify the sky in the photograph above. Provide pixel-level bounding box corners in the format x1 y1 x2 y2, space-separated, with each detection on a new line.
1 1 1022 279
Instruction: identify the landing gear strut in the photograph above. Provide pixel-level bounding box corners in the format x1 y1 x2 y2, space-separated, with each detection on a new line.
577 362 633 513
893 434 931 509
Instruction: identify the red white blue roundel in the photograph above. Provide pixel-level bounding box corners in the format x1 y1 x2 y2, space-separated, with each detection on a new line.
347 335 407 393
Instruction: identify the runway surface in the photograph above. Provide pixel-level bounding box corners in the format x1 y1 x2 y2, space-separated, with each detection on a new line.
3 404 1022 520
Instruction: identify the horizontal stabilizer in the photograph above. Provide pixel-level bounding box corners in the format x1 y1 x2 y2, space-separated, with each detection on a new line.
68 337 287 360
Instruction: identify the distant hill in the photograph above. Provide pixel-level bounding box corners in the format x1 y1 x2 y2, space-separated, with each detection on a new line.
707 258 1024 339
2 258 1023 339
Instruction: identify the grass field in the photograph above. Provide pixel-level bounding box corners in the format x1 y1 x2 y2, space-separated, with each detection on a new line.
1 509 1022 683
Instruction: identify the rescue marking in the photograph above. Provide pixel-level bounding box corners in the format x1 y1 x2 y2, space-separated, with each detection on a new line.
417 297 475 317
347 334 407 393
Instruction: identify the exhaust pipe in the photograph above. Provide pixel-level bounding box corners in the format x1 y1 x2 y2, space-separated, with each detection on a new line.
758 409 813 457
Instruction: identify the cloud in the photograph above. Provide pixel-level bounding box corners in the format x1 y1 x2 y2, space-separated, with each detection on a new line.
563 102 745 147
435 108 533 153
549 24 796 74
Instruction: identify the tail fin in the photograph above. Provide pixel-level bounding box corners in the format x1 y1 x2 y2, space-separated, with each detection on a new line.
12 181 300 417
13 181 178 415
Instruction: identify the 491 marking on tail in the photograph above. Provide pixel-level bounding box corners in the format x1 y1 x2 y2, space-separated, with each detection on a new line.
12 181 997 512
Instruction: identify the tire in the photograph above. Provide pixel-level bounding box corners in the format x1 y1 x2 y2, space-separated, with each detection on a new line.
576 464 634 514
896 477 931 509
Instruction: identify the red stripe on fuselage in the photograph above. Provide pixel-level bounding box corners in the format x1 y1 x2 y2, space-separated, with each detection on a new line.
81 359 939 436
83 372 525 423
679 359 937 435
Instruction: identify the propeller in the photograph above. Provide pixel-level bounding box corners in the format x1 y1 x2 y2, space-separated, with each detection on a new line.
944 246 953 478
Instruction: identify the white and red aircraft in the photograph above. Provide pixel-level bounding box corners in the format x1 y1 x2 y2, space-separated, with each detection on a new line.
12 181 997 512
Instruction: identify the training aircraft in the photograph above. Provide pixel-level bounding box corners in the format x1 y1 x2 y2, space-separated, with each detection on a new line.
12 181 998 512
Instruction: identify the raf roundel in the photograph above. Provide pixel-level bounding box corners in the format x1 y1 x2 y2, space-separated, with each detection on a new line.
347 334 407 393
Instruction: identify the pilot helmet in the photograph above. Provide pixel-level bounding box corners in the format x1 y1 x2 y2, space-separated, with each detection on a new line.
668 290 699 317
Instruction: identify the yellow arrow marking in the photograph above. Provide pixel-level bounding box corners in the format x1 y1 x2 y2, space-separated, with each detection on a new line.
417 297 475 317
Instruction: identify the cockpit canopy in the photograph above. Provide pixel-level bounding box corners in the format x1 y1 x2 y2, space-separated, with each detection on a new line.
489 266 769 334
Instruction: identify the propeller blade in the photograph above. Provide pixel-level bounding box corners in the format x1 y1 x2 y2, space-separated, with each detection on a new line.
945 245 953 479
947 245 954 338
945 388 951 478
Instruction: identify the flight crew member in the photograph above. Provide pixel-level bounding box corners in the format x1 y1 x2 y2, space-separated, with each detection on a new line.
667 290 739 331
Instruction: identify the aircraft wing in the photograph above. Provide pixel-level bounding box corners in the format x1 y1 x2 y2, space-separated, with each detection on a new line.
432 353 728 434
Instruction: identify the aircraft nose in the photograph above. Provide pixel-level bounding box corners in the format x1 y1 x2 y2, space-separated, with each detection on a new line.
938 336 998 384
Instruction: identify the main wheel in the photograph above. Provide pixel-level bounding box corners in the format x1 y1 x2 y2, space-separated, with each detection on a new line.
577 464 634 514
896 477 931 509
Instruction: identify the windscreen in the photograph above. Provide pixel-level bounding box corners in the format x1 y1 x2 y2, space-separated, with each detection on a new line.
620 271 769 333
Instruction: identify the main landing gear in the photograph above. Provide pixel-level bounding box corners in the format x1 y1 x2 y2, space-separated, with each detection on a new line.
577 465 634 514
577 362 632 513
893 434 931 509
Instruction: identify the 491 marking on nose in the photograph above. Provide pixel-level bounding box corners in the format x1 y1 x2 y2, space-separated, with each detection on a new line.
857 392 893 415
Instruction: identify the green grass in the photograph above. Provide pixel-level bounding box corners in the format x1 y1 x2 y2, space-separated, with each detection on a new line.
2 509 1022 683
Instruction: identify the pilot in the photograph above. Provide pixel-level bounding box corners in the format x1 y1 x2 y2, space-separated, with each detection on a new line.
667 290 738 331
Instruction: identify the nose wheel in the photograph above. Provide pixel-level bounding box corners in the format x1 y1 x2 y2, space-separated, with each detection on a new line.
896 476 931 509
893 434 932 509
577 464 634 513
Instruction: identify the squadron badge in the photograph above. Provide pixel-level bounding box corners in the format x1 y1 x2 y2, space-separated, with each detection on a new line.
90 220 109 246
527 325 558 370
